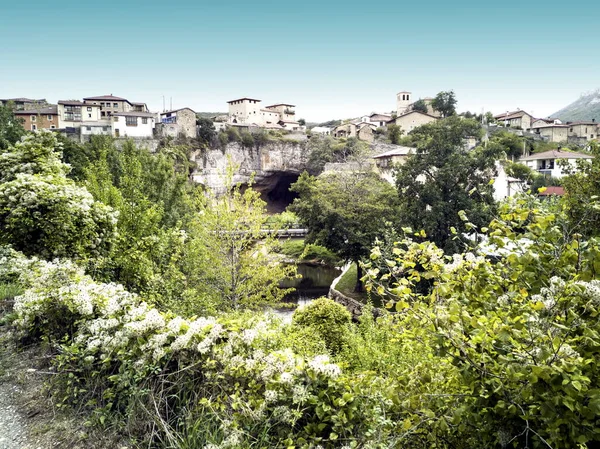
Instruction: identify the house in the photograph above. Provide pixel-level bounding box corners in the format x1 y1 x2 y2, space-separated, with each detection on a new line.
356 122 375 142
531 118 562 128
83 94 149 119
80 122 113 137
390 110 439 133
532 124 569 143
493 161 528 201
494 110 534 130
13 106 59 131
332 123 356 138
112 111 156 138
519 150 593 178
57 101 102 129
567 121 598 143
372 146 416 183
159 108 197 138
227 98 301 129
0 98 48 111
538 186 565 197
360 113 393 128
310 126 331 135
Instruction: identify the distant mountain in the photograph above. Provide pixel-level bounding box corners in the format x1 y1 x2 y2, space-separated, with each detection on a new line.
551 90 600 122
196 111 227 119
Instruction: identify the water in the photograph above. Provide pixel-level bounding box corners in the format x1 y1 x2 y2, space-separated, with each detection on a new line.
272 263 341 321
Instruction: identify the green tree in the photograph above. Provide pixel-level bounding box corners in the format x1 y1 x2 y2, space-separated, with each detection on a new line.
0 102 26 150
411 99 428 114
197 117 216 146
387 123 403 144
291 171 399 291
187 169 297 310
431 90 457 118
0 131 116 259
395 116 500 253
306 136 369 174
298 118 306 126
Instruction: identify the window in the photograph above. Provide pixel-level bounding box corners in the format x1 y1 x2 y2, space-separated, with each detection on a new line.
47 115 53 120
102 126 108 132
86 126 91 131
126 116 137 126
100 102 105 106
31 115 36 122
101 111 106 117
142 117 148 124
87 107 92 112
113 103 118 108
113 116 119 122
88 114 91 118
31 124 37 130
50 125 55 129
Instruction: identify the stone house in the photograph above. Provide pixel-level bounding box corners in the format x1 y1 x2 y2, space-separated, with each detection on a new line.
494 110 534 130
372 146 416 183
396 91 441 117
112 111 156 138
519 150 593 178
390 110 439 133
531 118 562 128
83 94 148 120
567 121 598 143
14 106 59 131
332 123 357 139
532 124 569 143
360 113 393 128
356 122 375 142
227 98 300 129
159 108 197 138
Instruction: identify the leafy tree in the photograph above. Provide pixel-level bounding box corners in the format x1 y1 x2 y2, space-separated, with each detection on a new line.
187 169 297 310
387 123 403 144
411 99 428 114
488 129 530 159
0 102 26 150
395 116 500 253
431 90 457 117
291 171 399 291
0 131 116 259
197 117 216 146
298 118 306 126
306 136 369 174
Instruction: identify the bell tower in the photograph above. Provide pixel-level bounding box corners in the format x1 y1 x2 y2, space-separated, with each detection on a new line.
397 91 412 116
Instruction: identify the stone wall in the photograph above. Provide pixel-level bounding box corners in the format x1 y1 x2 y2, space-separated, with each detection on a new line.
328 264 381 320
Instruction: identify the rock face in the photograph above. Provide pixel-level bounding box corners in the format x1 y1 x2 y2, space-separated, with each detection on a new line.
192 140 310 195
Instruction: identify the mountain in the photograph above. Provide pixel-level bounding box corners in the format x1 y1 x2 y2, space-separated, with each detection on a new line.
551 90 600 122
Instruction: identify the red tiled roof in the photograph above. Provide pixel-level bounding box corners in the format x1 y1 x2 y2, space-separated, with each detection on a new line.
538 186 565 196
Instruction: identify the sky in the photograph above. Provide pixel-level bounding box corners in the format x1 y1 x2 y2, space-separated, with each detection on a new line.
1 0 599 122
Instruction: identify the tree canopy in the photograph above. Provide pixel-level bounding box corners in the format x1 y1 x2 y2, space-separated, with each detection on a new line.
431 90 457 118
395 116 500 253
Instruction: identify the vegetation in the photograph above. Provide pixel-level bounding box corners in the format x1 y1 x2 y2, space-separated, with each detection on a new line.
197 117 217 146
411 98 429 114
0 102 25 150
395 116 500 253
305 135 369 174
291 171 399 290
387 123 403 144
277 239 341 265
431 90 457 117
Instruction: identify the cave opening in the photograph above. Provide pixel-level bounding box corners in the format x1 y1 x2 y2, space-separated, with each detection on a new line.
263 173 300 214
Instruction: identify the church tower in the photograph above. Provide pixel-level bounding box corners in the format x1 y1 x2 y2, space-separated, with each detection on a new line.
396 91 412 116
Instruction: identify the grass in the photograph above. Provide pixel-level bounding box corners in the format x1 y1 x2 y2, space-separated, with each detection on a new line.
277 240 341 265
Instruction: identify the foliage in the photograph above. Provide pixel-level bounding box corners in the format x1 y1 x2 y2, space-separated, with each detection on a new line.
197 117 217 146
0 102 26 150
240 130 255 148
431 90 457 117
292 298 351 354
184 168 297 311
387 123 403 144
395 116 500 253
277 239 341 265
0 132 117 260
298 118 306 126
305 136 369 174
561 140 600 236
365 195 600 448
488 129 529 159
411 99 428 114
291 171 399 290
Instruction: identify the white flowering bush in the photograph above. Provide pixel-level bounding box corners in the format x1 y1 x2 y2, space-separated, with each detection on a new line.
5 253 415 448
0 131 117 259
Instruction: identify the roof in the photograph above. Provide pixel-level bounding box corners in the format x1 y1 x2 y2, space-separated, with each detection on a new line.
114 111 156 118
83 95 128 101
265 103 295 108
80 121 112 127
538 186 565 196
279 120 300 124
58 100 100 107
567 121 598 126
369 113 392 120
393 110 439 121
494 110 532 120
131 102 147 106
520 150 594 161
160 107 195 115
14 105 58 115
227 98 261 104
533 124 569 129
372 146 416 158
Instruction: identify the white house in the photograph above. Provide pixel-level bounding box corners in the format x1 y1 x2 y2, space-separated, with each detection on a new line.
492 161 528 201
519 150 593 178
372 146 416 184
227 97 300 129
112 112 156 138
80 122 112 137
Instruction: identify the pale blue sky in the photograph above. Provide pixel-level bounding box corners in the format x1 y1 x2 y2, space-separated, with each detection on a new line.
1 0 598 121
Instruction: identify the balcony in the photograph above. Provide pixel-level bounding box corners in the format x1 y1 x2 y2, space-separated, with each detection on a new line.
284 109 295 115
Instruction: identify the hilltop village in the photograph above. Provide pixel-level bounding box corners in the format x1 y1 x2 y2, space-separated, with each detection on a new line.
2 89 597 203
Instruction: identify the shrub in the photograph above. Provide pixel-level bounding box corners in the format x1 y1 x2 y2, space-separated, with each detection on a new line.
292 298 351 354
226 127 240 143
240 131 255 148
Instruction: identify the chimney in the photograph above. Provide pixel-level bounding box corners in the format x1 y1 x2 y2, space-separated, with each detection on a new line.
593 118 596 123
